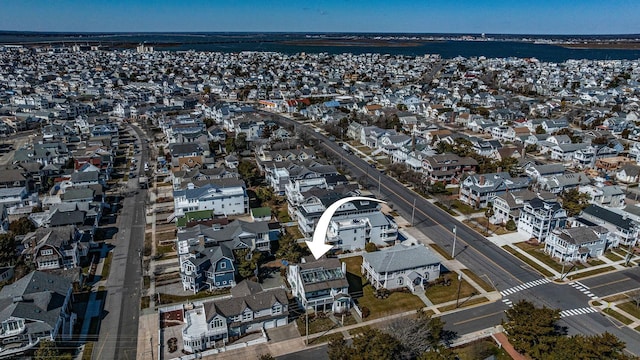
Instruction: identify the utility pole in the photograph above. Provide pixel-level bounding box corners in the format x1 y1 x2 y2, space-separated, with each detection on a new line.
306 307 309 345
451 226 457 258
378 174 381 196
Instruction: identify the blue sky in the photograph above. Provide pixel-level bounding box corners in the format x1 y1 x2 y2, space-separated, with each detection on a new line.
2 0 639 34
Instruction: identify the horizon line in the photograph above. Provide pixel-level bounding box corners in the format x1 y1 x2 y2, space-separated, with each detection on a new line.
1 30 640 37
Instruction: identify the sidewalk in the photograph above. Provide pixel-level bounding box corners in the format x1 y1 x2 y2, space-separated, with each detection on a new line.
492 332 528 360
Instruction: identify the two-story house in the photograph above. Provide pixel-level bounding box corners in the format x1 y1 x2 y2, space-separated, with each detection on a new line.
459 172 530 209
173 180 248 218
576 205 639 248
21 225 89 270
288 257 350 313
361 243 441 292
421 153 478 185
181 280 288 353
544 226 609 262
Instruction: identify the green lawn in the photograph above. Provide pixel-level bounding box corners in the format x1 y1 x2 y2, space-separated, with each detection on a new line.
434 202 457 216
82 342 94 360
425 272 477 304
514 242 570 273
502 246 554 277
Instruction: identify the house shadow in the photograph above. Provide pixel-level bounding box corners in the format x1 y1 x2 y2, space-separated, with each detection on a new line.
346 272 364 298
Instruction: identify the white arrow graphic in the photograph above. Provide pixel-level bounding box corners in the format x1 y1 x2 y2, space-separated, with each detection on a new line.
306 196 387 260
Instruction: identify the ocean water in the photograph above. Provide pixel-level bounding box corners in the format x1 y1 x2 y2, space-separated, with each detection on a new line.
1 32 640 62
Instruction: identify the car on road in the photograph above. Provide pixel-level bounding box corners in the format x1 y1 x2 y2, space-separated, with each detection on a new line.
328 136 336 141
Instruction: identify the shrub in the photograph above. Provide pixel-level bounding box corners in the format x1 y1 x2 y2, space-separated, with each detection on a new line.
506 219 517 231
361 306 370 319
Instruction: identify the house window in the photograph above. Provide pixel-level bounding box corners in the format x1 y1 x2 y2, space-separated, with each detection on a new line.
272 304 282 315
397 277 403 285
212 318 224 328
242 311 252 321
41 249 54 256
220 262 226 269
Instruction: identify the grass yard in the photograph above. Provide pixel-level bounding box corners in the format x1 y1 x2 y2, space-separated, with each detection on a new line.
357 285 425 319
434 202 457 216
451 200 483 215
156 244 175 256
588 258 606 266
617 301 640 320
438 296 489 312
82 342 95 360
425 272 477 304
461 269 495 292
296 315 338 336
603 294 629 303
454 338 512 360
502 246 554 277
340 256 424 318
604 251 624 261
156 231 176 242
101 251 113 279
156 289 230 305
140 296 150 310
143 276 150 290
570 266 616 280
514 242 572 273
429 243 454 260
603 308 633 325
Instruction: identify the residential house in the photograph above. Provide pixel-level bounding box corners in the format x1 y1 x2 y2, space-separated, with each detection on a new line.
544 226 609 262
459 172 530 209
21 225 89 271
421 153 478 185
517 197 567 242
0 271 77 358
287 257 350 313
181 280 288 353
541 173 591 194
361 243 441 292
578 185 626 208
168 143 206 171
490 190 552 225
173 180 248 218
616 164 640 184
576 205 639 247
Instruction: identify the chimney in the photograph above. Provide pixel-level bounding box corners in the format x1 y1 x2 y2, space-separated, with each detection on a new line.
479 175 485 185
342 261 347 275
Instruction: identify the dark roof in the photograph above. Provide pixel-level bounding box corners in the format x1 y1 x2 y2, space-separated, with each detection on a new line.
49 209 85 226
582 205 635 231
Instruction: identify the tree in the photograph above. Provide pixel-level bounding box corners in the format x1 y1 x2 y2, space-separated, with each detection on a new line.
255 186 274 205
535 125 546 134
235 248 263 279
365 242 378 253
9 217 36 236
503 300 561 358
0 234 16 266
560 188 591 217
238 160 259 187
276 231 307 263
235 132 248 150
224 137 236 154
328 327 402 360
258 354 275 360
384 309 456 359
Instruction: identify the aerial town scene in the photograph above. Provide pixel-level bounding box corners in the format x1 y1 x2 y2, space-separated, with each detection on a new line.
1 1 640 360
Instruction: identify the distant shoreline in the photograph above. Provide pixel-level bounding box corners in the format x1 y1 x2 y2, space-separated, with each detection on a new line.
281 39 437 48
560 42 640 50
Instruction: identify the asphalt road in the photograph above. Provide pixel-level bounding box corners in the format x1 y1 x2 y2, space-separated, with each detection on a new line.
268 112 640 355
270 113 542 289
94 125 148 360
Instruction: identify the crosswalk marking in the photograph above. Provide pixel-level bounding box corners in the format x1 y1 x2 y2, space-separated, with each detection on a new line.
560 307 597 318
502 298 513 308
500 278 551 296
569 282 598 299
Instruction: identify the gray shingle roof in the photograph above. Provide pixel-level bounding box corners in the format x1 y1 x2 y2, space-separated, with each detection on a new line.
363 243 440 273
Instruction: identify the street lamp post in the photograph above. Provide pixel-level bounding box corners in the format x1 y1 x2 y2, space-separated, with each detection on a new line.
451 226 457 258
378 174 381 196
